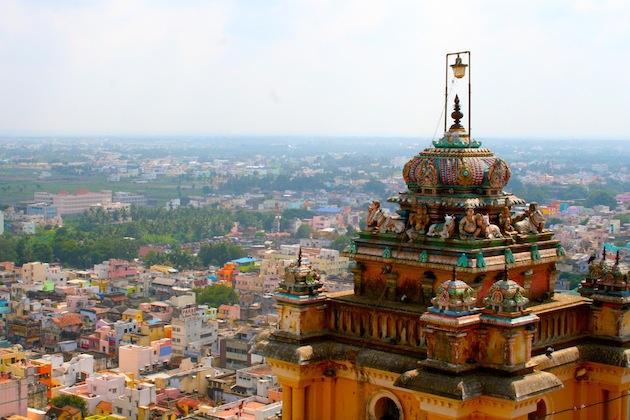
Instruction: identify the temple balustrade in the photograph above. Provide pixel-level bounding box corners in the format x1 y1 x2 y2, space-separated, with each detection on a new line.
326 298 426 355
531 302 590 352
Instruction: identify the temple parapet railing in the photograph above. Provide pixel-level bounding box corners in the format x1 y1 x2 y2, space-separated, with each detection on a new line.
324 293 590 360
326 296 426 356
530 295 591 352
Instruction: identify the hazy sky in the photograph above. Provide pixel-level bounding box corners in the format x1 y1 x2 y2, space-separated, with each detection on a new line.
0 0 628 139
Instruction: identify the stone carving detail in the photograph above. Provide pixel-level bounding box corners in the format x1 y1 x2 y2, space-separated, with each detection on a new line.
498 205 516 235
484 272 529 313
479 214 503 239
459 206 482 239
487 158 511 188
431 273 476 313
367 201 406 234
427 214 456 239
405 205 430 241
416 159 438 187
514 202 545 234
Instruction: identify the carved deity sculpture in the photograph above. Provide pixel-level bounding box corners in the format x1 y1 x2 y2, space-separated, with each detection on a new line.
498 205 516 235
459 206 482 239
367 200 384 232
405 205 431 242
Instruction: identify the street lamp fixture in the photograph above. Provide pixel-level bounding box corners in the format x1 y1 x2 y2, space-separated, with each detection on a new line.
444 51 471 137
450 55 468 79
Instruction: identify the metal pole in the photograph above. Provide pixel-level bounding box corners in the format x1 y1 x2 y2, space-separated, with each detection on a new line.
468 51 471 139
444 53 448 133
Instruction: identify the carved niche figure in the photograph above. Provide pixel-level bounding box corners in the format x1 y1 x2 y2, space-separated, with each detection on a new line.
514 202 546 234
487 158 511 188
459 206 482 239
417 159 438 187
498 205 516 235
405 205 431 242
479 214 503 239
427 214 456 239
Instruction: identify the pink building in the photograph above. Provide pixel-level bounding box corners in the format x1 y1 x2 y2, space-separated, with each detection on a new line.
66 295 90 312
108 259 138 279
234 272 263 294
79 324 116 355
47 189 112 216
218 304 241 320
61 372 125 414
0 375 28 417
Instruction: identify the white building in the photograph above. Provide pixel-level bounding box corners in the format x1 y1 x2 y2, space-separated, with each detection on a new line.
112 382 156 420
171 304 202 356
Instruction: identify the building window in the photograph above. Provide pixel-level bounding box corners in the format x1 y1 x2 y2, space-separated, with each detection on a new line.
528 399 547 419
368 391 403 420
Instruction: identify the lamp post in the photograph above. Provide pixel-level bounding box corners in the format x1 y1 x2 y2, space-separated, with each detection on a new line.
444 51 471 137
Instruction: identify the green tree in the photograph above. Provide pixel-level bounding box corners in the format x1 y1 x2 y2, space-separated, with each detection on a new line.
198 243 246 266
585 190 617 209
0 236 18 262
194 284 239 307
50 394 88 417
31 242 53 263
296 224 312 239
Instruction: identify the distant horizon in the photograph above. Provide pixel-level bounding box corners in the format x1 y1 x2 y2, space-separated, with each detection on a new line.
0 133 629 143
1 2 629 138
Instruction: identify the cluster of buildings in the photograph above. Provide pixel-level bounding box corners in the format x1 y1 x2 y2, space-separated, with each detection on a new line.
0 257 286 419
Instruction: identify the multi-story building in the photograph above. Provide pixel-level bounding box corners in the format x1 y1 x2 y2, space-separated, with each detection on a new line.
0 374 28 417
112 381 157 420
170 304 202 357
34 189 112 216
118 339 172 375
113 191 148 207
219 330 263 371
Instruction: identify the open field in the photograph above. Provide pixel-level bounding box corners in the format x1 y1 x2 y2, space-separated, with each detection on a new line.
0 172 204 206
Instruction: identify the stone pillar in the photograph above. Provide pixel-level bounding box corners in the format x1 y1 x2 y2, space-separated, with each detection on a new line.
422 272 435 304
608 390 622 420
548 263 558 296
283 385 293 420
523 269 534 298
292 386 305 420
504 332 518 366
350 263 363 295
322 378 334 420
524 330 534 359
384 271 398 301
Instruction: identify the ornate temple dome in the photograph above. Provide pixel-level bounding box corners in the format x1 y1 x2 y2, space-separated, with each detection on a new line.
403 97 511 193
431 271 476 314
484 274 528 313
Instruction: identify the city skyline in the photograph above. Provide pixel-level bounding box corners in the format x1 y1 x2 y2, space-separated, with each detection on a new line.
1 0 629 139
